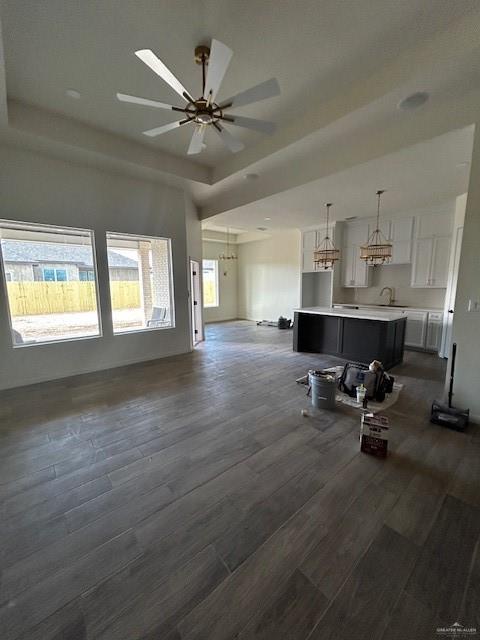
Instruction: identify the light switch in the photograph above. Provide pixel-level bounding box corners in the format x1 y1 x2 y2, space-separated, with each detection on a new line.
467 299 480 312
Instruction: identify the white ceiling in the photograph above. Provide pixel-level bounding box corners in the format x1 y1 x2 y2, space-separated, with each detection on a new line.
2 0 478 167
202 126 474 231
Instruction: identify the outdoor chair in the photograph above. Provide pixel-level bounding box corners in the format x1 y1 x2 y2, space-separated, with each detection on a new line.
147 306 169 328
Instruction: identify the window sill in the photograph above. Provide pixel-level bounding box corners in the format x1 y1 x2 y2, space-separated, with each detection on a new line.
112 324 175 336
12 332 102 349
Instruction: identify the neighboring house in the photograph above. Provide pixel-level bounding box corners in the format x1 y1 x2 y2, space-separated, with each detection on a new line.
2 240 139 282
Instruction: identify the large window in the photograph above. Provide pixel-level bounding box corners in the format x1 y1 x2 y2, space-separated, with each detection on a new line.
106 232 174 334
202 259 219 308
0 221 101 346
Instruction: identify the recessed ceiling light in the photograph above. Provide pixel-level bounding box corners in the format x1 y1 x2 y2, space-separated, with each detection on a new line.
397 92 429 111
264 217 271 221
66 89 81 99
244 173 259 181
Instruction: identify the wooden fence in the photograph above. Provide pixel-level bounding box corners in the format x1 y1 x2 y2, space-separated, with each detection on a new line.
203 280 217 307
6 281 141 316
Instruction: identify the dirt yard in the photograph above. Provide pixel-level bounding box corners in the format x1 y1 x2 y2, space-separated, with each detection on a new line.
12 308 145 342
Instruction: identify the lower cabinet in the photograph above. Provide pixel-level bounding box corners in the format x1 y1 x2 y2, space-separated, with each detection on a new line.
404 310 443 352
404 311 428 349
425 311 443 352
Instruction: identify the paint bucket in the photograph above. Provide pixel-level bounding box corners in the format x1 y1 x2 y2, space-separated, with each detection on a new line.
308 370 336 410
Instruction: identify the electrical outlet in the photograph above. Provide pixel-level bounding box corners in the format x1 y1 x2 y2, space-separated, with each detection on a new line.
467 299 480 312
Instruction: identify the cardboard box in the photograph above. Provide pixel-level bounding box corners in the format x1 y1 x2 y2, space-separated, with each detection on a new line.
360 413 389 458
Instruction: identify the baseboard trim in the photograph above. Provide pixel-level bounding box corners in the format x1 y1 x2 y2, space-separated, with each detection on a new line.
0 346 193 392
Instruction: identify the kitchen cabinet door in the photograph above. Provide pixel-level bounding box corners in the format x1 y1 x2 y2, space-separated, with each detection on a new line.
416 213 452 239
404 311 428 348
302 250 315 273
353 245 369 287
390 217 413 264
302 230 318 272
430 236 451 288
411 238 434 287
302 230 318 250
341 246 369 287
426 312 443 352
342 246 355 286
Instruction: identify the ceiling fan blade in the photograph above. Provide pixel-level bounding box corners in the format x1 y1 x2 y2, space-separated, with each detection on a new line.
213 124 245 153
135 49 193 102
224 115 276 134
219 78 280 109
205 39 233 102
143 120 192 137
116 93 177 110
187 126 206 155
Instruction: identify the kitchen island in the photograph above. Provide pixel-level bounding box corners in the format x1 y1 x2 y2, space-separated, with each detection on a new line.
293 307 406 369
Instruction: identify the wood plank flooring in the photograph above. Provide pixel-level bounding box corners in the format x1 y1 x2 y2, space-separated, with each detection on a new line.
0 320 479 640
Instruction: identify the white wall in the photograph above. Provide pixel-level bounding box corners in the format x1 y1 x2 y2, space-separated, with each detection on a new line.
202 240 238 322
237 230 301 321
0 145 193 389
452 129 480 420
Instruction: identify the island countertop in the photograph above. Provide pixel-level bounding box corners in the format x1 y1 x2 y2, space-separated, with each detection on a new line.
294 306 405 322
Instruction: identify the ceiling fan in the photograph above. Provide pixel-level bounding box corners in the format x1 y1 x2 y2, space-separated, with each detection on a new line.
116 39 280 155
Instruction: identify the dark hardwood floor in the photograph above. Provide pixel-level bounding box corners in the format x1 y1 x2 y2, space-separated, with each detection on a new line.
0 321 478 640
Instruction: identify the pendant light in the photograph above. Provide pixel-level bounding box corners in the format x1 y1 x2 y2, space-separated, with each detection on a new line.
219 227 237 260
313 202 340 269
360 190 392 265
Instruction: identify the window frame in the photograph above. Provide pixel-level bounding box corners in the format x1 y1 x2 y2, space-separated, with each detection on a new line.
0 219 103 348
202 258 220 308
42 267 68 282
105 231 176 335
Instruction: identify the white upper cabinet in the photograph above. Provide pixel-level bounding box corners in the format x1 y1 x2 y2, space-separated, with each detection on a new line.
416 212 452 238
411 238 433 287
301 227 336 273
341 222 370 287
411 213 452 288
302 230 317 251
367 216 413 265
430 236 451 287
390 217 413 264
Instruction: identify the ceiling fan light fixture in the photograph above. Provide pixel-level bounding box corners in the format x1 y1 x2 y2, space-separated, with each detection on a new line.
313 203 340 270
117 40 279 155
360 190 392 265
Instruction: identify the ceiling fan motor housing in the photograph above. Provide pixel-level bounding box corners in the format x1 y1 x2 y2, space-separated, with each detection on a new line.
194 45 211 65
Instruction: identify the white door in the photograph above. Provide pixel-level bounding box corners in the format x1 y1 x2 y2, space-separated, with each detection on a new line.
190 260 203 345
440 227 463 358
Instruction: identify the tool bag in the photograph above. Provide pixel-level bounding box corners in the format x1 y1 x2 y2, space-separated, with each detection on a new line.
338 362 393 402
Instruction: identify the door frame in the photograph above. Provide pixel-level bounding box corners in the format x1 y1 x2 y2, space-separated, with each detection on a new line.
189 259 203 346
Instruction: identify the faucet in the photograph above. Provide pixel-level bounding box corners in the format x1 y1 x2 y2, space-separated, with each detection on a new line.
380 286 395 306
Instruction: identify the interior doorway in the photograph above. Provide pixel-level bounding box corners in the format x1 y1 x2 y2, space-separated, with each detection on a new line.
190 259 203 346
